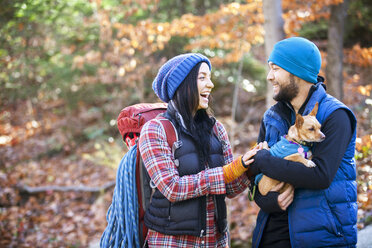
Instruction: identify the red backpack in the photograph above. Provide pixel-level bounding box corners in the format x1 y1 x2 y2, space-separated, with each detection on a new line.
103 103 177 248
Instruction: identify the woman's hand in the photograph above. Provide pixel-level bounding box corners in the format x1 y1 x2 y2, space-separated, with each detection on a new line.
223 145 261 183
261 141 269 150
242 144 260 166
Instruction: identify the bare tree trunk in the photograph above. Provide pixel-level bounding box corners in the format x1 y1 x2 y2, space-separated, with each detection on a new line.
230 56 244 152
195 0 206 16
178 0 186 16
326 0 349 101
263 0 285 109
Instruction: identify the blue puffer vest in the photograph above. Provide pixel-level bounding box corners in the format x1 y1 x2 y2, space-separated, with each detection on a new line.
252 84 357 248
144 111 227 236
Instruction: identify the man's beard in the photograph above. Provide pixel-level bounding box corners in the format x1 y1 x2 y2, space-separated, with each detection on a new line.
273 74 299 102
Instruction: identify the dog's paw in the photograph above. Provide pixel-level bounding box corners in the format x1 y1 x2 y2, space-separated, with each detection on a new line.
307 160 316 167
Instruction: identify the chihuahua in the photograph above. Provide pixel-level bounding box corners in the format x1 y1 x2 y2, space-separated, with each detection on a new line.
258 102 325 196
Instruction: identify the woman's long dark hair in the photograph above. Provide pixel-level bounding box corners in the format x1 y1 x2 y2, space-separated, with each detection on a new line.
173 62 215 165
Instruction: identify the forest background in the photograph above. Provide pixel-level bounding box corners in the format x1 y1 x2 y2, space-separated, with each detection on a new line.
0 0 371 247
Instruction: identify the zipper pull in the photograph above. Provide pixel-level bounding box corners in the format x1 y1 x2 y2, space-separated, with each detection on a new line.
200 229 204 237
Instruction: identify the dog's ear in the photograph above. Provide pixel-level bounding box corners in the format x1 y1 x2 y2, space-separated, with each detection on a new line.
295 114 304 129
310 102 319 116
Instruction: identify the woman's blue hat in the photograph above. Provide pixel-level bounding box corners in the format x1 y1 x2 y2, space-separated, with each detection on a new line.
268 37 321 84
152 53 211 102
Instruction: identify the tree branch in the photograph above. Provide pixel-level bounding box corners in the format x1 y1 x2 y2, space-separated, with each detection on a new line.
16 181 116 194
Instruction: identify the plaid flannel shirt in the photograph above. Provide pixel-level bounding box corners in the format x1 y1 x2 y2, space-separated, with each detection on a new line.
139 119 250 248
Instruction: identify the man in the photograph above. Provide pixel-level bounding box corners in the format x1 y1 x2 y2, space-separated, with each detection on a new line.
251 37 357 248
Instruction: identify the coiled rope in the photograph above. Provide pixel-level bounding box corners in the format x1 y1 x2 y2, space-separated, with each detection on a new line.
100 144 140 248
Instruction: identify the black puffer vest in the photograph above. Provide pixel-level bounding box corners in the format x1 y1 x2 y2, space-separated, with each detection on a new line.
144 106 227 236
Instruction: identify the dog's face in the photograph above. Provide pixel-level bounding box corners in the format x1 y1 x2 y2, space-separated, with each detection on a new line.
289 102 326 143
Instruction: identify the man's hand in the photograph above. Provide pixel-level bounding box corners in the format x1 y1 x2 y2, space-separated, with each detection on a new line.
271 182 294 211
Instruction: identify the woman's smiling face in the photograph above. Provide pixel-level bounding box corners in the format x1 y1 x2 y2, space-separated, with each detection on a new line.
197 62 214 110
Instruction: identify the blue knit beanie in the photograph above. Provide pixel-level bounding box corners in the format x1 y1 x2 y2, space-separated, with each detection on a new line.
152 53 211 102
268 37 321 84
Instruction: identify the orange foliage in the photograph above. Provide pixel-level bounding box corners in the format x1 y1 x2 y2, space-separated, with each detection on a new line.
282 0 343 35
74 0 352 74
108 1 264 69
91 0 348 70
173 2 264 63
345 44 372 67
356 135 372 153
356 85 372 97
72 0 365 94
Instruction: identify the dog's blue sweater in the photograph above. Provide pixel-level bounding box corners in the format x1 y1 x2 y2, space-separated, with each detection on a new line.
255 137 311 185
270 136 310 158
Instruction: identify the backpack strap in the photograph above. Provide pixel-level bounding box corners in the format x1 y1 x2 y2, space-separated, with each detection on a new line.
158 118 178 148
154 117 178 151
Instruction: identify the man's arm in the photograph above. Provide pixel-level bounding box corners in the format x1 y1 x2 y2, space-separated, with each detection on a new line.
253 109 353 189
254 182 294 212
253 118 293 212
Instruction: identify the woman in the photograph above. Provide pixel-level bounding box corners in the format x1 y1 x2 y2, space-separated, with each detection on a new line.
139 53 260 247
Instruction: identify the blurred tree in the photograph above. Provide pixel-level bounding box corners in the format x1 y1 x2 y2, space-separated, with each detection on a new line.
0 0 98 107
179 0 187 15
344 0 372 47
263 0 285 108
0 0 27 25
195 0 206 16
326 0 349 100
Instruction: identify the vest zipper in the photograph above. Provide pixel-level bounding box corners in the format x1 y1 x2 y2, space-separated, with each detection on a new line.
213 196 219 220
200 161 208 237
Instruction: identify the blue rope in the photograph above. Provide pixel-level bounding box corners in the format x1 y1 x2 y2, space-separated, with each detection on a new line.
100 144 140 248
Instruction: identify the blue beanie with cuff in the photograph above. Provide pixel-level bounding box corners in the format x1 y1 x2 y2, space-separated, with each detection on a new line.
152 53 211 102
268 37 321 84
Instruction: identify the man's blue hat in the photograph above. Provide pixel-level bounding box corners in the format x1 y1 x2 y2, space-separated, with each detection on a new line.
152 53 211 102
268 37 321 84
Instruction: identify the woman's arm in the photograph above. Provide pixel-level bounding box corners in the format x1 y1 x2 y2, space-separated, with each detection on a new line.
254 182 294 213
139 119 227 203
214 121 251 198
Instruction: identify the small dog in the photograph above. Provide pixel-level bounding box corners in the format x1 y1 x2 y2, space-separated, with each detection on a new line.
258 102 325 196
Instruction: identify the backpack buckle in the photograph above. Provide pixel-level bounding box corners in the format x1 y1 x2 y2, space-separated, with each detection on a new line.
174 159 180 167
125 133 139 149
149 180 156 189
171 140 183 157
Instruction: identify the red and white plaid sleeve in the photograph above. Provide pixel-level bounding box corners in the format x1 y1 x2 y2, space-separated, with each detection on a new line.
139 119 227 203
214 120 251 198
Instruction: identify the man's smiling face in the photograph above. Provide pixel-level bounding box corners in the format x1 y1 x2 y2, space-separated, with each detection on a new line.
267 62 299 102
